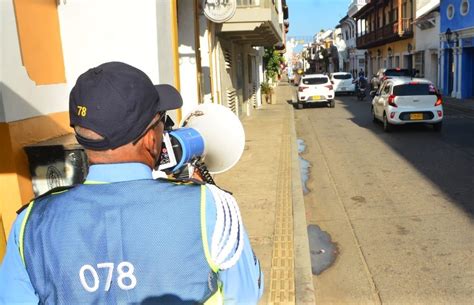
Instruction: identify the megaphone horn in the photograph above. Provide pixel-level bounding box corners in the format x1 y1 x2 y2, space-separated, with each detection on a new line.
159 103 245 175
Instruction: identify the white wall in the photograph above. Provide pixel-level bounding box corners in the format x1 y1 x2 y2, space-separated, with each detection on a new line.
414 1 440 84
178 0 199 117
1 0 8 122
1 0 69 123
1 0 166 123
58 0 160 91
416 0 439 18
199 14 212 104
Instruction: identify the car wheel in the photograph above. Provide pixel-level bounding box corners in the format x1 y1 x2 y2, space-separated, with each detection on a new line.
371 107 377 123
297 103 303 109
383 113 392 132
433 122 442 132
329 100 335 108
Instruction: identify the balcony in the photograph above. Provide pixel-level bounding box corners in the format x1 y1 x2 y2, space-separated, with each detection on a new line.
219 0 283 47
356 19 413 49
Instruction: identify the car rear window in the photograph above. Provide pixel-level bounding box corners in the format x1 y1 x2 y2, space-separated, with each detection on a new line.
385 69 412 77
302 77 328 85
393 83 437 96
333 74 352 80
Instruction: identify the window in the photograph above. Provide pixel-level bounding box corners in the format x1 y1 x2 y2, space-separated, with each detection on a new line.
302 77 328 85
383 83 391 95
461 0 470 16
393 84 437 96
414 52 425 77
385 68 412 77
447 4 455 20
333 74 352 80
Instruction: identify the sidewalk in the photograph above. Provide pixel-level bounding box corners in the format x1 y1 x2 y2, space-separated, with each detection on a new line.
443 96 474 113
216 82 315 305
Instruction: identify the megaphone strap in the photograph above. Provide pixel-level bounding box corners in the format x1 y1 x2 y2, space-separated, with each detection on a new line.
218 190 244 270
155 177 205 185
207 184 244 270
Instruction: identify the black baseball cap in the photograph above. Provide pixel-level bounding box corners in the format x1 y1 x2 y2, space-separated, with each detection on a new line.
69 61 182 150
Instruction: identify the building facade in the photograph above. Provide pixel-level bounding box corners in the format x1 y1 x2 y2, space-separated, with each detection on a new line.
345 0 368 76
0 0 286 259
0 0 183 257
354 0 415 78
439 0 474 98
413 0 440 85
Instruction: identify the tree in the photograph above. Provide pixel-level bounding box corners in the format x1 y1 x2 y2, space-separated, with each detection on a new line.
263 47 285 81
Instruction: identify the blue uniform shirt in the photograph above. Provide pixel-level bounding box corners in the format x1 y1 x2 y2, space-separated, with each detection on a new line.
0 163 263 304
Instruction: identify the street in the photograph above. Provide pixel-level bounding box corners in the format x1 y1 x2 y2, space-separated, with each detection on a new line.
294 93 474 304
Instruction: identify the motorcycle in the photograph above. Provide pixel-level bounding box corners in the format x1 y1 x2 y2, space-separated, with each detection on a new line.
357 86 367 101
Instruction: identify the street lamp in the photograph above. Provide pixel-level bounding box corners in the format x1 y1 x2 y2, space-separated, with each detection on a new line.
445 27 453 45
445 28 460 48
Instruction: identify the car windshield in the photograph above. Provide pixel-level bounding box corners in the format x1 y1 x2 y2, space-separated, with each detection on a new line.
385 69 412 77
333 74 352 80
393 83 437 96
302 77 328 85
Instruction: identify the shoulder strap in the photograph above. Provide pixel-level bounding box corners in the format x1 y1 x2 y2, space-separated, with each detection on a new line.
16 185 76 215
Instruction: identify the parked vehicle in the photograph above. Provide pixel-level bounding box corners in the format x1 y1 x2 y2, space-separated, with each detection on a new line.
296 74 335 109
330 72 355 95
372 68 413 90
370 78 443 132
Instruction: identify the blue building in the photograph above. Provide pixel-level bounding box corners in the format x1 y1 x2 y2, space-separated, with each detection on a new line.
439 0 474 99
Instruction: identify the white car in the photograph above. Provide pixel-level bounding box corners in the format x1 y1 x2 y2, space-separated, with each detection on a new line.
371 77 443 132
330 72 355 95
296 74 335 109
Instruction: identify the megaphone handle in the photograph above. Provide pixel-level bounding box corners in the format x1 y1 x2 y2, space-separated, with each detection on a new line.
193 159 216 185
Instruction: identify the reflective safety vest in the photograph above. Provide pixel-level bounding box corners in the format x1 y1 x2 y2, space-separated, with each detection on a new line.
19 179 224 304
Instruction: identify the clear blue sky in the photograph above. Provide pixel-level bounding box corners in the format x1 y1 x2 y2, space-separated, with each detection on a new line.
286 0 350 38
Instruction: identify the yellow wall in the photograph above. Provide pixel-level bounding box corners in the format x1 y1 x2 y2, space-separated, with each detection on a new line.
0 123 19 258
369 38 415 66
0 216 6 259
13 0 65 84
0 113 70 242
1 1 68 260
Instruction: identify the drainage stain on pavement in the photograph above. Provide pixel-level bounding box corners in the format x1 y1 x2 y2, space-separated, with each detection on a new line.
308 224 339 275
297 139 311 194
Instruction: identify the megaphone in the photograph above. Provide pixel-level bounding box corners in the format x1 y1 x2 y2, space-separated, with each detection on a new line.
158 103 245 176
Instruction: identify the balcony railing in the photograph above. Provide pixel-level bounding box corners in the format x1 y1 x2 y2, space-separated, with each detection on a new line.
237 0 259 7
356 18 413 49
221 0 282 46
237 0 276 9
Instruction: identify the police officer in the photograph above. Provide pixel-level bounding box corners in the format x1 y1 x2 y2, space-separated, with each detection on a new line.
0 62 263 304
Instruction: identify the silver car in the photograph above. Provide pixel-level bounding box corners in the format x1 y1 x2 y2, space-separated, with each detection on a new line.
371 77 443 132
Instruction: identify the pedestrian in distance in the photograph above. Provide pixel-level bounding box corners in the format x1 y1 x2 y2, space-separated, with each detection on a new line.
0 62 263 305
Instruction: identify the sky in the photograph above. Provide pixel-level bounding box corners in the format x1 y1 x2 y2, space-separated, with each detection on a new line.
286 0 351 39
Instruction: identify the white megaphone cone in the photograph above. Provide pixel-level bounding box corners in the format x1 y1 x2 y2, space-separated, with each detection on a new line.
156 103 245 176
180 103 245 174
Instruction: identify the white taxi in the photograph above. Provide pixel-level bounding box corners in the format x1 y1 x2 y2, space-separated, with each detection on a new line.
296 74 335 109
371 77 443 132
330 72 355 95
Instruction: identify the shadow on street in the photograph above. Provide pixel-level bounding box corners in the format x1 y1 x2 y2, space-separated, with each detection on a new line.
339 96 474 218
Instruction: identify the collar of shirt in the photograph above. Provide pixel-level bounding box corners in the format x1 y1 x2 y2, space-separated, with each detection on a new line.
85 163 153 183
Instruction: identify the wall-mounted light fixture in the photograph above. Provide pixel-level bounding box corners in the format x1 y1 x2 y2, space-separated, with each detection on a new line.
388 47 393 57
444 28 459 48
407 43 413 54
